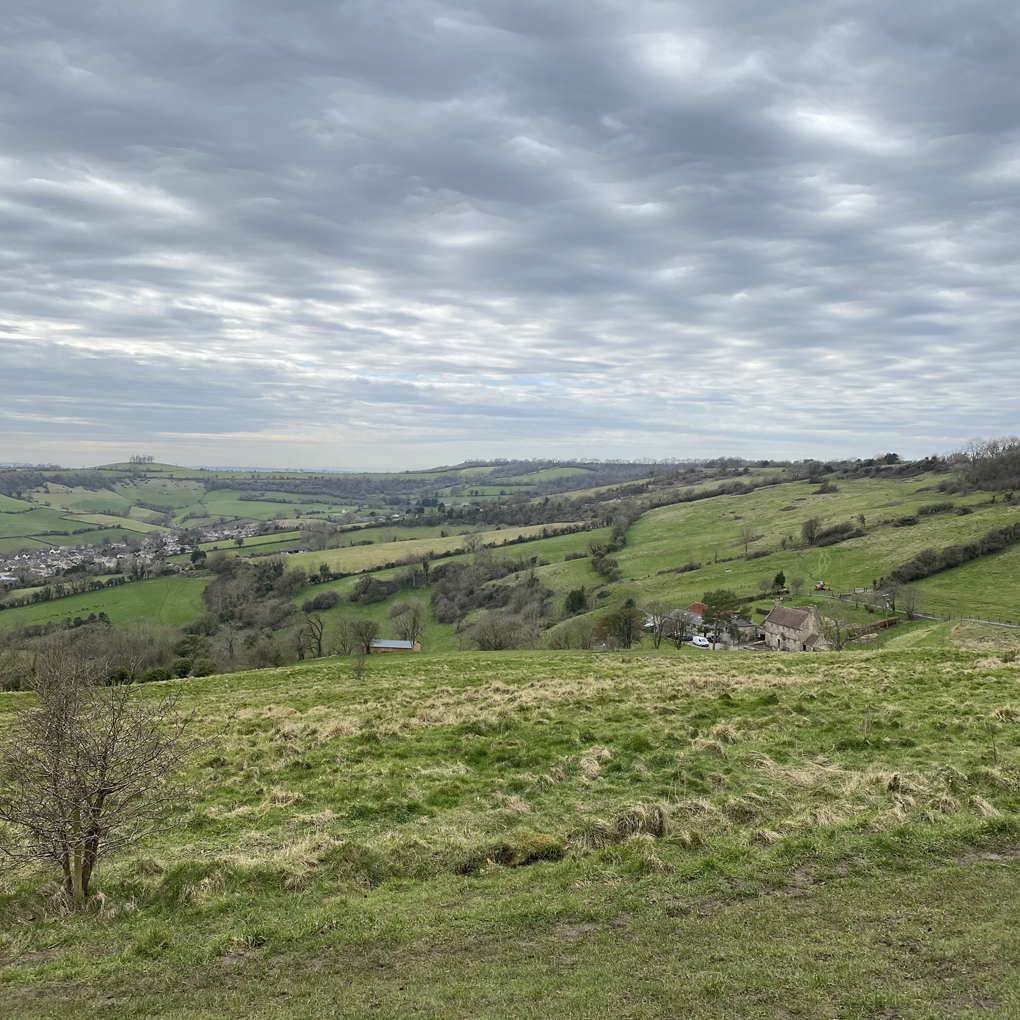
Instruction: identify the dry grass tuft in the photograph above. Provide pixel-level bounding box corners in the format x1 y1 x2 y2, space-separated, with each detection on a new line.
615 803 670 840
709 723 740 744
755 829 784 845
971 796 1002 818
578 745 614 777
696 740 728 760
314 717 362 742
992 705 1020 723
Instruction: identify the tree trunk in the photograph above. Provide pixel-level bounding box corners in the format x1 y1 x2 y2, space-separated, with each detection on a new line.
71 807 85 908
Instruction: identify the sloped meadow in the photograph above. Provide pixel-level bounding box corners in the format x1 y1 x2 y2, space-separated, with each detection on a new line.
3 648 1020 1017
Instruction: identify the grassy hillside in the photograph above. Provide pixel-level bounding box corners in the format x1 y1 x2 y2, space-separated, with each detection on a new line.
4 649 1020 1017
915 544 1020 622
286 523 578 575
575 476 1020 620
0 576 210 629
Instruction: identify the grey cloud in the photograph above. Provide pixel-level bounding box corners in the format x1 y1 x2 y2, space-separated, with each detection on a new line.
0 0 1017 467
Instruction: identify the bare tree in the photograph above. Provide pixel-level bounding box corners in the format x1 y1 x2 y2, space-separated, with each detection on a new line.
665 610 696 649
897 586 924 621
819 602 866 651
350 616 380 653
303 614 326 658
329 616 355 656
645 602 672 649
388 600 425 644
0 662 195 909
789 576 805 595
737 523 758 557
351 647 367 681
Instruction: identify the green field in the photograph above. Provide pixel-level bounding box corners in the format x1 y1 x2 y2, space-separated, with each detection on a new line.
286 523 578 575
4 648 1020 1017
65 513 165 533
0 507 71 539
0 576 210 629
915 544 1020 623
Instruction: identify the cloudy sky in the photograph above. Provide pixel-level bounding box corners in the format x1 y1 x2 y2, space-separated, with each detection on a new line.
1 0 1017 469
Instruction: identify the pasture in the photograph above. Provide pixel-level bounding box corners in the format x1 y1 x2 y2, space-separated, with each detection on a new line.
285 523 580 575
0 576 210 629
3 648 1020 1017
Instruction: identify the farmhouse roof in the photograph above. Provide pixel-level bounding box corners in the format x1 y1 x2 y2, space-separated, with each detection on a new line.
764 605 812 630
687 602 707 615
370 639 418 650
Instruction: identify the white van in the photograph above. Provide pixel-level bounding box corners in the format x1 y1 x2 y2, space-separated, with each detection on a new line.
691 635 711 648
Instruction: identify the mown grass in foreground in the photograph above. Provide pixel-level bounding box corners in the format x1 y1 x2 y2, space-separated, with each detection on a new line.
3 648 1020 1018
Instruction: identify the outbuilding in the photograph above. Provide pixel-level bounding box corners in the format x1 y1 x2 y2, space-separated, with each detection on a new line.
368 639 422 653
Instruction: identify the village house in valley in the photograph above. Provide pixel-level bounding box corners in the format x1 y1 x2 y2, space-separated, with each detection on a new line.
762 604 829 652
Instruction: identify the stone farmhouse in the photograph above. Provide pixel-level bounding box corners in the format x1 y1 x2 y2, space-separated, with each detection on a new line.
762 604 829 652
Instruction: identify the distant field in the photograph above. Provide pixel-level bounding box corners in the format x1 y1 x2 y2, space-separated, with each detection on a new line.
286 523 579 574
0 495 32 511
0 575 210 629
113 478 206 509
0 507 72 538
914 543 1020 622
27 485 133 514
0 537 49 554
64 513 165 533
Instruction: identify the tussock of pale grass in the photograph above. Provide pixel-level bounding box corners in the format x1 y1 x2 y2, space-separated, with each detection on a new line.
968 766 1019 792
992 705 1020 723
708 723 740 744
313 717 361 741
971 796 1002 818
694 739 728 760
579 745 614 777
614 803 670 840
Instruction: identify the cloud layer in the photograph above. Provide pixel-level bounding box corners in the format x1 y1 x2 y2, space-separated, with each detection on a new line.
1 0 1017 466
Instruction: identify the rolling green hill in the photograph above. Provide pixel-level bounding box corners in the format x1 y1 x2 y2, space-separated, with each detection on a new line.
3 648 1020 1017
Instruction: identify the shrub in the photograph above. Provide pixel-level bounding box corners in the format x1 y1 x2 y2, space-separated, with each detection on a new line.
192 658 218 677
917 501 956 517
591 555 621 582
302 590 339 613
140 667 173 684
172 658 192 678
